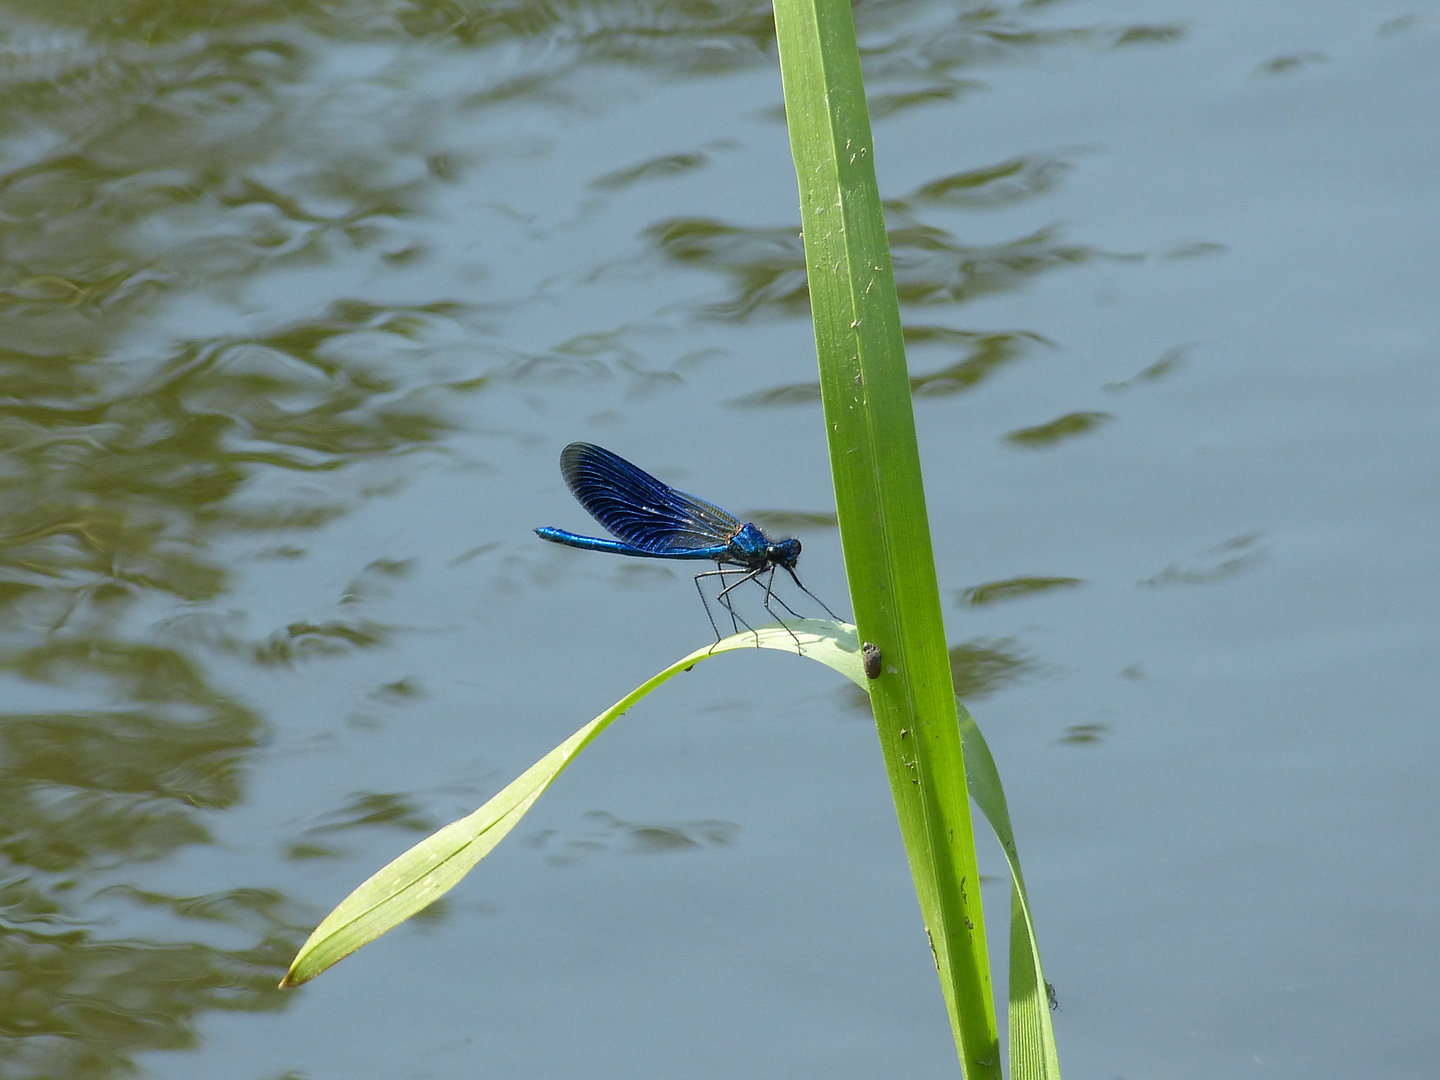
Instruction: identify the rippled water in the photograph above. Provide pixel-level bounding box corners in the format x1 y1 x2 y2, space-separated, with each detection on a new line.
1 2 1436 1078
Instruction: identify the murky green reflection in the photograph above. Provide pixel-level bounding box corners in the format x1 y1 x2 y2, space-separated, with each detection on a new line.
284 792 439 861
646 215 1102 320
960 576 1083 607
527 809 740 866
1142 533 1266 587
0 642 303 1078
947 637 1035 701
732 327 1050 406
1006 410 1114 447
844 636 1036 713
0 8 465 1076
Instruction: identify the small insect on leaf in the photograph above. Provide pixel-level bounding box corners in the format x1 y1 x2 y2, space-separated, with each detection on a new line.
861 640 882 679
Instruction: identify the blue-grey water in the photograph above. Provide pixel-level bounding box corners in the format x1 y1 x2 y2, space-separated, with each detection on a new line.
1 2 1436 1078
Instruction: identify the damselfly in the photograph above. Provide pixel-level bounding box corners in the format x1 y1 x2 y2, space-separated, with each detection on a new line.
535 442 838 639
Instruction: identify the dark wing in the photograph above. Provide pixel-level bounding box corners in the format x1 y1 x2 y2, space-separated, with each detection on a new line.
559 442 741 555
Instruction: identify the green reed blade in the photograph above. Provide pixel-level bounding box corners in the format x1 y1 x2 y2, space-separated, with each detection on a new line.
773 0 1059 1074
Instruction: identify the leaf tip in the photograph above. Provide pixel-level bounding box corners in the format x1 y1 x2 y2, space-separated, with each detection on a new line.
279 966 309 989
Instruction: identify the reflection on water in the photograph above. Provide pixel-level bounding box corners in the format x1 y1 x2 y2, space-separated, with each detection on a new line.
1006 410 1114 447
284 792 439 861
948 637 1035 702
1142 533 1266 588
960 575 1083 607
731 327 1049 406
0 0 1186 1074
843 636 1037 714
646 215 1102 319
1057 722 1107 745
888 155 1071 211
0 644 301 1078
592 151 711 191
527 809 740 866
3 879 303 1080
0 9 464 1077
1104 346 1188 392
1256 52 1329 75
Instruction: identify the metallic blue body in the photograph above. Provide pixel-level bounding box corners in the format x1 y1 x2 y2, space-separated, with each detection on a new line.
535 443 803 571
533 527 728 561
534 442 836 637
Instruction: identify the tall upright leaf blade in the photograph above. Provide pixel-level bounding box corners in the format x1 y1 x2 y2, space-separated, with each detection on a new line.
773 0 1002 1074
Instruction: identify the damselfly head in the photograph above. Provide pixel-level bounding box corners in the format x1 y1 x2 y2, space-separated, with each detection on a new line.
769 537 801 569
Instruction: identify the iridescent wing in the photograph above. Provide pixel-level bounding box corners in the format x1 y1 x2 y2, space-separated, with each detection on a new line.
559 442 742 555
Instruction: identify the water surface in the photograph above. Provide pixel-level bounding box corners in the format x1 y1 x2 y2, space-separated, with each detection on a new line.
1 2 1437 1078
